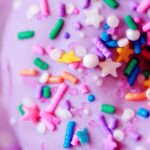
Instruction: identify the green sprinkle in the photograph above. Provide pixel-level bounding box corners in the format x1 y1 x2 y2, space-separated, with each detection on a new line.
124 58 139 76
124 15 138 30
43 86 51 98
103 0 119 9
49 18 64 40
17 31 35 40
18 104 25 115
33 57 49 70
142 70 150 79
101 104 116 114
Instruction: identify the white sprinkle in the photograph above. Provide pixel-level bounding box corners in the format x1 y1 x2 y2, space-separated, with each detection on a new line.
126 29 140 41
113 129 125 141
49 48 64 60
107 15 120 28
121 108 135 121
36 122 46 134
146 88 150 99
39 72 49 83
117 38 129 47
55 108 72 120
66 3 75 14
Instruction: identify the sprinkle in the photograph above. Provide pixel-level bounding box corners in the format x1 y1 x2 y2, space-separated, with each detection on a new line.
33 57 49 70
40 0 50 16
105 40 118 48
19 69 39 76
99 115 112 136
36 122 46 134
142 21 150 32
93 37 112 58
103 0 119 9
146 88 150 99
128 132 141 141
121 108 135 121
100 32 110 42
42 86 51 98
63 121 76 148
64 32 70 39
126 29 140 41
49 48 64 60
125 91 147 101
137 107 149 118
32 45 45 55
39 72 49 83
65 3 75 15
91 47 105 60
48 76 64 84
101 104 116 114
113 129 124 142
133 40 142 54
55 108 72 120
124 58 139 76
108 117 118 130
49 18 64 40
58 50 81 63
17 31 35 40
124 15 138 30
35 84 43 99
47 83 68 113
18 104 25 115
136 0 150 13
58 3 66 17
83 54 99 68
76 128 90 145
106 15 120 28
71 129 80 146
73 22 82 30
82 0 91 9
62 71 79 84
88 94 95 102
78 84 90 94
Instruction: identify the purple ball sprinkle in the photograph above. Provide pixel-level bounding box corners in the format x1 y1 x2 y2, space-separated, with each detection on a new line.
64 32 70 39
73 22 82 30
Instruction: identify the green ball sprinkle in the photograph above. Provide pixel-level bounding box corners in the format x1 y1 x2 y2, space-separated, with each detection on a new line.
49 18 64 40
43 86 51 98
124 15 138 30
18 104 25 115
101 104 116 114
103 0 119 9
124 58 139 77
33 57 49 70
17 31 35 40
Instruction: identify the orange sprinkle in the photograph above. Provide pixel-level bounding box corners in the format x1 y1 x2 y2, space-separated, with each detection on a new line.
125 91 147 101
48 76 64 84
62 71 79 84
19 69 39 76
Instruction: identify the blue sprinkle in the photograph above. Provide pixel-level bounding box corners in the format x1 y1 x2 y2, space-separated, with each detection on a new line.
133 40 142 54
105 40 118 48
128 66 140 86
88 94 95 102
63 121 76 148
103 23 110 30
140 34 146 45
76 128 90 145
137 108 149 118
100 32 110 42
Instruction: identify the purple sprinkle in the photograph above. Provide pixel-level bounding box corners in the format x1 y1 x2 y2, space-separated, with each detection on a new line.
129 132 141 141
64 100 71 110
82 0 91 9
99 115 112 136
129 2 138 11
108 117 118 130
73 22 82 30
93 37 112 58
35 84 43 99
91 47 105 60
64 32 70 39
58 3 66 17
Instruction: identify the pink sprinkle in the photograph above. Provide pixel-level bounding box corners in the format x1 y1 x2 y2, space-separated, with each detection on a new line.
69 62 80 70
73 8 80 15
46 46 54 53
136 0 150 13
147 32 150 45
71 129 81 146
32 45 45 55
78 84 90 94
142 21 150 32
40 0 50 16
134 17 142 24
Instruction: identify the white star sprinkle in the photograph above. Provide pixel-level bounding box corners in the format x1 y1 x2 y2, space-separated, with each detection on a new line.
99 59 121 78
84 7 104 28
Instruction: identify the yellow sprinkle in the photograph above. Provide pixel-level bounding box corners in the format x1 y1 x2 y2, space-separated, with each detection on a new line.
57 51 81 63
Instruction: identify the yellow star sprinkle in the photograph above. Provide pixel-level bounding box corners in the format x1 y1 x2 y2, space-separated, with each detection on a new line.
58 50 81 63
116 45 134 63
144 78 150 87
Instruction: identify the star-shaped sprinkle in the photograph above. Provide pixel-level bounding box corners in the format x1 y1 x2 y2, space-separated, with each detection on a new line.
99 59 121 78
144 77 150 87
21 104 40 124
84 7 104 28
116 45 134 63
58 50 81 63
103 135 117 150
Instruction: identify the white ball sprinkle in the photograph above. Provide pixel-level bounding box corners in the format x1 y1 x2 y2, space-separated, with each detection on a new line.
49 48 63 60
36 122 46 134
113 129 125 141
122 108 135 121
126 29 140 41
107 15 120 28
66 3 75 14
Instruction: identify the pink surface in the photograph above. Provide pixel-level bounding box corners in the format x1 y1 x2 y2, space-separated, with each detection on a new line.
0 0 150 150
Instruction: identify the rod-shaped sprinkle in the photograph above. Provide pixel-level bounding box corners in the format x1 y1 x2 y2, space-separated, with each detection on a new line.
49 19 64 40
93 37 112 58
17 31 35 40
136 0 150 13
58 3 66 17
82 0 91 9
40 0 50 16
47 83 68 113
124 15 138 30
103 0 119 9
64 121 76 148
